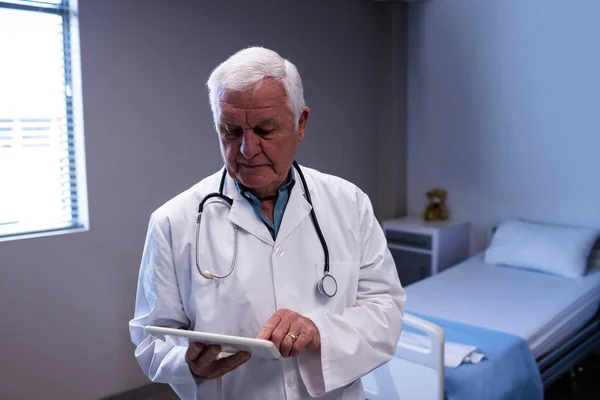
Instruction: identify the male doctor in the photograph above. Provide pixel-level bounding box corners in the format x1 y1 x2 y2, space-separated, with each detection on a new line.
129 46 406 400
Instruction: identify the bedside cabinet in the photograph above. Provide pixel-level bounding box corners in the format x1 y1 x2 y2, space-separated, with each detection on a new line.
382 216 470 286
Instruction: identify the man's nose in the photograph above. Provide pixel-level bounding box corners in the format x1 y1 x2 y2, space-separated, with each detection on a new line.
240 130 261 159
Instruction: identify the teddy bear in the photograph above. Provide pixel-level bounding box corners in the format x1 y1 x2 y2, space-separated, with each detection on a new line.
421 189 449 221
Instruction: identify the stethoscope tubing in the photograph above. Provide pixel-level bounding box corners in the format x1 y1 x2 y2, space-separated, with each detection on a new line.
194 161 334 296
292 161 330 275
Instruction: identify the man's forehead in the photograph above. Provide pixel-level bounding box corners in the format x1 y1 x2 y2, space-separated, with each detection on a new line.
220 113 279 125
218 80 287 107
218 105 279 122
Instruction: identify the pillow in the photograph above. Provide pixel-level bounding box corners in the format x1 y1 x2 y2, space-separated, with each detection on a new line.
484 219 600 278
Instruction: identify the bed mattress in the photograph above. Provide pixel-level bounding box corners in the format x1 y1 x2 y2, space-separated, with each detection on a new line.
404 253 600 358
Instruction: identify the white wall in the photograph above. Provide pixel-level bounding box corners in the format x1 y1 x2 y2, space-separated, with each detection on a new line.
0 1 403 399
406 0 600 253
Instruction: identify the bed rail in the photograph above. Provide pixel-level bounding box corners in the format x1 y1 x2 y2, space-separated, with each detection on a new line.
363 313 445 400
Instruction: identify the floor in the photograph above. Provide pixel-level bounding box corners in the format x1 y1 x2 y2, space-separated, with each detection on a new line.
544 353 600 400
146 391 178 400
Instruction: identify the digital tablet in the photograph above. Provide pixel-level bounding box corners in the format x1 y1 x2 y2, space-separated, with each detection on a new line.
144 326 281 359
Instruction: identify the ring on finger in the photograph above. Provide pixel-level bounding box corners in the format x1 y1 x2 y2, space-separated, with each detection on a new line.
286 332 298 343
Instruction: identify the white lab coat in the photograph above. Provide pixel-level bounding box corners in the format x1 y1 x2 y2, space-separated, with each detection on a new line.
129 165 406 400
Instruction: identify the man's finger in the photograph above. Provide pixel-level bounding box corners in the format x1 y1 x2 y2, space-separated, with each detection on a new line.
186 342 204 363
195 344 222 368
291 332 312 357
187 343 214 378
288 319 311 356
281 319 304 357
257 312 283 340
207 351 251 378
270 314 294 350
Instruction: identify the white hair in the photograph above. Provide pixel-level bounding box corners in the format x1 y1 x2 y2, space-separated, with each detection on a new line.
206 46 305 129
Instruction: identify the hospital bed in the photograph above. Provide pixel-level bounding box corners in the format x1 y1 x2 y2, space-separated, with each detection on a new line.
363 238 600 400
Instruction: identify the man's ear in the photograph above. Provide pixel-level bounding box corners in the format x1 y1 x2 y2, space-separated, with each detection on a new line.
297 107 310 142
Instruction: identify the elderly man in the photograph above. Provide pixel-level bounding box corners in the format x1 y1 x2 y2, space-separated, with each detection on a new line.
129 46 405 400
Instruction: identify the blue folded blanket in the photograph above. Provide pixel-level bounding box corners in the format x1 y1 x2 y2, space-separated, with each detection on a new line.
410 313 543 400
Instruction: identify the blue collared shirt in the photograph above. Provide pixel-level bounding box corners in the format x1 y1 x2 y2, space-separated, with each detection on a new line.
235 169 296 240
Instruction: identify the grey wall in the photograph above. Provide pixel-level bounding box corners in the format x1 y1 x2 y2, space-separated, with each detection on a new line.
406 0 600 253
376 2 409 220
0 0 406 399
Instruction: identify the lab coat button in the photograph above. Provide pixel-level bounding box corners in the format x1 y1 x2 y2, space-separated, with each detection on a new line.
287 375 297 388
274 247 284 256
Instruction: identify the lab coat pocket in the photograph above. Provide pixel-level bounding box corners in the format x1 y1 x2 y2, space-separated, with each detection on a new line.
313 261 360 312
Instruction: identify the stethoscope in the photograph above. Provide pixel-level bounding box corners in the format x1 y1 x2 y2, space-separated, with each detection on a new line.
195 161 337 297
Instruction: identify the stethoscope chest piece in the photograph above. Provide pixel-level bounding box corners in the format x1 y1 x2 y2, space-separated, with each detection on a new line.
317 273 337 298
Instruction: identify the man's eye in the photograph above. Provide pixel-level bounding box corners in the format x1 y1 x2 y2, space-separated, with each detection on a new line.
223 126 242 137
255 127 273 136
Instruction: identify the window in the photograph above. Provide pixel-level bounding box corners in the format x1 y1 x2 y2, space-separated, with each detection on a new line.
0 0 88 241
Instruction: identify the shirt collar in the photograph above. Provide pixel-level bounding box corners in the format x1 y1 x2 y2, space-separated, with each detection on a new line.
235 167 296 200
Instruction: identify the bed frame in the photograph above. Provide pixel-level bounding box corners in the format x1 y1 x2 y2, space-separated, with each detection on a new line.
363 309 600 400
538 308 600 387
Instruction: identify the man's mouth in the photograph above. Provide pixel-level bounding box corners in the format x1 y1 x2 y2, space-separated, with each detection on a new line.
241 163 268 168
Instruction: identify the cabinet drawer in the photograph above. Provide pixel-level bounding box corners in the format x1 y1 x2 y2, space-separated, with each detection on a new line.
388 246 432 286
385 230 432 250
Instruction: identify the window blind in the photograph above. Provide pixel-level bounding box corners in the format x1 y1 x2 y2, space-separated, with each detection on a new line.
0 0 85 239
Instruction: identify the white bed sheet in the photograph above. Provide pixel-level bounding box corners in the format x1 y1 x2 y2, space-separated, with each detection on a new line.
404 253 600 358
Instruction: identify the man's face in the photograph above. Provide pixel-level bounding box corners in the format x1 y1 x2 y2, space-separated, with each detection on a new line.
217 79 308 196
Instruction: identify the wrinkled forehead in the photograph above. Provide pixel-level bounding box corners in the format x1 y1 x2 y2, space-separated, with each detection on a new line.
217 80 291 124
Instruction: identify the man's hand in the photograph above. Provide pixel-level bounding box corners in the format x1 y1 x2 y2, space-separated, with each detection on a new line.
257 309 321 357
185 342 251 379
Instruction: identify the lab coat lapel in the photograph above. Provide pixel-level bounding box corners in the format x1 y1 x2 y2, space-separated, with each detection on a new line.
275 169 314 245
225 174 274 247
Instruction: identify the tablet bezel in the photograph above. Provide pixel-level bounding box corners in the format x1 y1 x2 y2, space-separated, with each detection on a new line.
144 326 281 360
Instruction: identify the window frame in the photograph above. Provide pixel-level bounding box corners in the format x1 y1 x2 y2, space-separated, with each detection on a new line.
0 0 89 242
